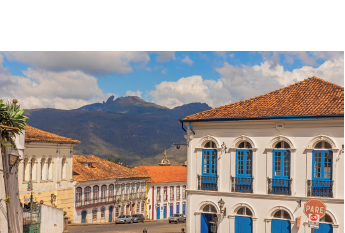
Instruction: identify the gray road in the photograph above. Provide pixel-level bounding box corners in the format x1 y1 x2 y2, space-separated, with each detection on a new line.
68 221 186 233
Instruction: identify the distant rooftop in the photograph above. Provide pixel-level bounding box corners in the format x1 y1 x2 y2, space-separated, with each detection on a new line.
25 125 81 144
133 166 187 183
73 155 150 182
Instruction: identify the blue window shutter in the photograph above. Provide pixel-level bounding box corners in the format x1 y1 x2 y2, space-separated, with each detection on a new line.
273 150 290 179
236 150 252 178
313 151 332 181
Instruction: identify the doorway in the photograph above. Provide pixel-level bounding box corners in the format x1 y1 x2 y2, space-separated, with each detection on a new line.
81 211 86 223
201 213 217 233
109 206 113 222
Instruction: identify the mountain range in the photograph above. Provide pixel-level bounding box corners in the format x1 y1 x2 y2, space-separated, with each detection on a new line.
25 96 211 166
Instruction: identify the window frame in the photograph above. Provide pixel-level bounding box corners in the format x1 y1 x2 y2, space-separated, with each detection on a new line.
92 209 97 220
312 150 333 181
76 187 82 202
101 207 105 218
84 187 91 201
108 184 114 197
202 149 217 176
272 150 291 179
176 186 180 199
93 185 99 200
101 185 107 199
236 149 252 178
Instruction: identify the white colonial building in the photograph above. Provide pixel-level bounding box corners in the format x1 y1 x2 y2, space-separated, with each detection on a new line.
73 155 149 223
133 151 187 220
180 77 344 233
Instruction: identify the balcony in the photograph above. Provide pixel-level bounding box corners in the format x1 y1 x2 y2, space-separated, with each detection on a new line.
75 195 116 208
176 195 180 200
170 195 174 201
198 175 218 191
268 178 292 195
307 180 333 198
231 177 253 193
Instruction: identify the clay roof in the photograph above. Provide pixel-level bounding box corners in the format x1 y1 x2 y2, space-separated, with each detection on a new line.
132 166 187 183
25 125 81 144
73 155 150 182
183 77 344 120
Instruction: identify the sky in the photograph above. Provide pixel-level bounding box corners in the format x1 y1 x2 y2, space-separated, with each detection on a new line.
0 51 343 110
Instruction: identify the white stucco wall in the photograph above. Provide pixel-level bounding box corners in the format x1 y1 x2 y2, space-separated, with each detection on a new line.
147 181 187 220
185 118 344 233
41 204 64 233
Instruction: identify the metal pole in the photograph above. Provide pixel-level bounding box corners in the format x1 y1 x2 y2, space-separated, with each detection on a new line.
30 190 33 226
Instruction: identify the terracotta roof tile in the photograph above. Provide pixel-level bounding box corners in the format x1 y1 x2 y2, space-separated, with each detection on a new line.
184 77 344 120
73 155 150 182
132 166 187 183
25 125 81 144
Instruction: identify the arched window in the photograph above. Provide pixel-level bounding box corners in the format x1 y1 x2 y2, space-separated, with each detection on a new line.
275 141 291 149
273 210 291 220
202 204 217 213
204 141 216 148
201 141 218 191
320 214 333 223
101 185 107 201
31 158 37 181
93 186 99 202
115 206 119 217
23 158 29 181
47 158 53 180
238 141 252 148
109 185 114 200
76 188 82 207
101 207 105 218
141 202 145 213
315 141 332 149
61 158 67 180
85 187 91 204
236 207 253 216
40 158 46 181
92 209 97 220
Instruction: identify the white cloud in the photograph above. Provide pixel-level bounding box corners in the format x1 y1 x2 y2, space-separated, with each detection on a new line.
215 51 226 57
0 65 113 109
229 53 235 58
125 90 142 98
161 69 168 74
153 51 175 62
2 51 150 75
150 55 344 108
181 55 193 66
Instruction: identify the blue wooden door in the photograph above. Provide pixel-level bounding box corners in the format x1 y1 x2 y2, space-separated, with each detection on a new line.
170 204 173 216
176 203 179 214
81 211 86 223
271 219 291 233
163 205 167 218
235 216 252 233
183 203 185 215
313 223 333 233
157 206 160 220
109 206 113 222
201 213 213 233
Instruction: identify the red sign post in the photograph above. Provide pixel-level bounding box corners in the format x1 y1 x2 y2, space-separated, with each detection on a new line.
304 199 327 218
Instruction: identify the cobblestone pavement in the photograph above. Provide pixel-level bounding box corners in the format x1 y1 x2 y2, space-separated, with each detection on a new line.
68 220 186 233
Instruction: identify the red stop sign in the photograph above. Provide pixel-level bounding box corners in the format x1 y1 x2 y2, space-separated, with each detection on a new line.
304 199 327 218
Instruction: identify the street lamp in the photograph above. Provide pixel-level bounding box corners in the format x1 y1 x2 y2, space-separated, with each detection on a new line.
218 198 226 216
9 149 20 170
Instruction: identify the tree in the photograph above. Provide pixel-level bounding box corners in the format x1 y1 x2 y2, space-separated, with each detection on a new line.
0 99 28 233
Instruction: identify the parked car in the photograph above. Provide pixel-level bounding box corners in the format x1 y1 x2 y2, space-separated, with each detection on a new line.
132 214 145 223
115 215 132 224
169 214 186 223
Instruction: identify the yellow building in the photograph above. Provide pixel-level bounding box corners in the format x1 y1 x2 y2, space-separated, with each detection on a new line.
18 125 80 223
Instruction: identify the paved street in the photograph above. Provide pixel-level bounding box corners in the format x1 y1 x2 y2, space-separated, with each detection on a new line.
68 220 186 233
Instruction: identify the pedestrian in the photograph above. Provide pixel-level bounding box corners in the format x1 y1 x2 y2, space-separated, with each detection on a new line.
181 228 185 233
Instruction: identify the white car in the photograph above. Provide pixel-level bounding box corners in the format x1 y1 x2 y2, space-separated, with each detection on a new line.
115 215 133 224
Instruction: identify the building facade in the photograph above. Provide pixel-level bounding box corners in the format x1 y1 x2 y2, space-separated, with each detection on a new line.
133 153 187 220
73 155 150 223
180 77 344 233
18 125 80 222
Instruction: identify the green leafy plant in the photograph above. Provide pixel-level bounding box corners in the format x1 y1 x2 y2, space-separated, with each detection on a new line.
4 195 11 204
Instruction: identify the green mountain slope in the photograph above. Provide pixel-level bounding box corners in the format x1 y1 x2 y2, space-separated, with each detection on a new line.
25 97 211 166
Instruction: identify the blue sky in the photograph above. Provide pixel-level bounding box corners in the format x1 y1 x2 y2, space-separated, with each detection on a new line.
0 51 343 110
